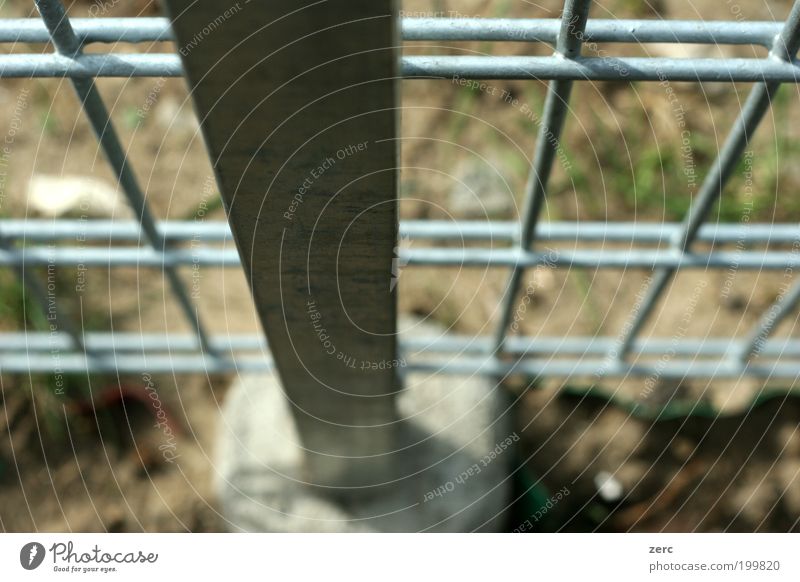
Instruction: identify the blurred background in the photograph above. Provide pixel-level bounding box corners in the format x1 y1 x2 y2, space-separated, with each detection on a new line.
1 0 800 531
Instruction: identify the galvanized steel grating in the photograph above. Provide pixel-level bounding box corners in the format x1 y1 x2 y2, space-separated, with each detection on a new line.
1 0 800 379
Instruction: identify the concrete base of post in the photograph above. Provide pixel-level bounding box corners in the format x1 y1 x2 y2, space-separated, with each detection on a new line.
216 343 514 532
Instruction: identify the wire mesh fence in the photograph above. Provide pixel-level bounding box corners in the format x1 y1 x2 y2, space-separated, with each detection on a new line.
2 0 800 381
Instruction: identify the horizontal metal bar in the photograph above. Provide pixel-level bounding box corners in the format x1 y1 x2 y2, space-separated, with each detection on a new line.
2 245 799 269
0 352 271 374
402 18 781 46
0 219 234 242
404 55 800 82
3 53 800 82
0 17 782 47
0 332 264 352
403 221 800 244
404 357 800 379
3 349 798 378
0 246 242 266
402 335 800 359
0 17 173 44
0 53 182 77
3 219 797 245
7 331 800 359
404 248 800 269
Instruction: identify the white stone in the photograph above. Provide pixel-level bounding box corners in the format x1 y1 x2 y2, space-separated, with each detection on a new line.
594 471 624 503
27 174 132 218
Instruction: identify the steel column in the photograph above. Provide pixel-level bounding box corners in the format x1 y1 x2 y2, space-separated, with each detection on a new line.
163 0 400 492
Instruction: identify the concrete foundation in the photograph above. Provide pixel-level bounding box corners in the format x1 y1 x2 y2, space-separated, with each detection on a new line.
216 364 514 532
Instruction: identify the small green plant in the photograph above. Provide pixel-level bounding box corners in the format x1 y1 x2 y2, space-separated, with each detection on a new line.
37 110 60 136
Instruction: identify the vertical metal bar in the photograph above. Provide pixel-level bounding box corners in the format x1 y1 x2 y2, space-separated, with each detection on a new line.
494 0 591 351
33 0 215 356
617 0 800 359
164 0 399 491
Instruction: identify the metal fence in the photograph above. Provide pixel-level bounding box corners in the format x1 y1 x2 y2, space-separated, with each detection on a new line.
3 0 800 380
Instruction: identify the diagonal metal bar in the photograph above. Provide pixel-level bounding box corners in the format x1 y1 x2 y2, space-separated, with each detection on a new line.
33 0 215 356
493 0 591 352
616 0 800 360
734 275 800 361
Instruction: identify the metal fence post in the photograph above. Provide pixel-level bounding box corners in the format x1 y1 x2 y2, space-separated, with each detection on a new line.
163 0 400 492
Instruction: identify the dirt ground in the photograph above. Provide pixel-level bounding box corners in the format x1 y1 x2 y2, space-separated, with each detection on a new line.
0 373 227 531
1 0 800 531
